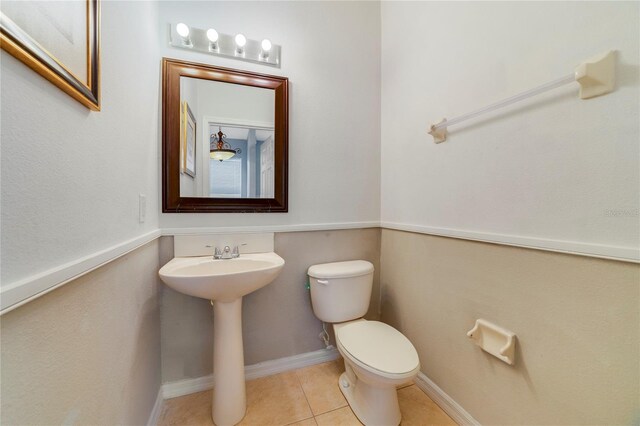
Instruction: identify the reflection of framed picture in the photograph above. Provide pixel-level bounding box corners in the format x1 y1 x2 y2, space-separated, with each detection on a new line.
181 102 196 177
0 0 100 110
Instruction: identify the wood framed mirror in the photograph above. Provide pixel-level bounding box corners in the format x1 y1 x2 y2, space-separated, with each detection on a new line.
162 58 288 212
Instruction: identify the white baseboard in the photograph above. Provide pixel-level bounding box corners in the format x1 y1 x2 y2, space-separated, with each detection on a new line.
156 351 478 426
162 374 214 400
161 347 340 400
245 345 340 380
146 386 164 426
414 372 480 426
154 351 475 426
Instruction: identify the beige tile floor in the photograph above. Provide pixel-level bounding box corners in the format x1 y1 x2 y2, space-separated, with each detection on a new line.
158 359 457 426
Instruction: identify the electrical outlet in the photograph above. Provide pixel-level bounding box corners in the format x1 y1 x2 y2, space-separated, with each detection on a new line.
139 194 146 223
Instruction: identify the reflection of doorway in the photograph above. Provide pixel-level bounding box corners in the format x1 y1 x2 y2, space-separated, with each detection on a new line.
260 136 274 198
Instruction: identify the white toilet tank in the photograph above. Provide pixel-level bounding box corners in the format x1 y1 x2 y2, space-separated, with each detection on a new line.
307 260 374 323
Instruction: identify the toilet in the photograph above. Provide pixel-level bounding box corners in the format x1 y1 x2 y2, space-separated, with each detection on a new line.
307 260 420 426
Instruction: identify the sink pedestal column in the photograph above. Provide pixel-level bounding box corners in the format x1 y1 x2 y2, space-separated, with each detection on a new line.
212 298 246 425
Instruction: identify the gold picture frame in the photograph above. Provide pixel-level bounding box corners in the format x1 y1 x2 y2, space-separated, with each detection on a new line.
181 101 196 178
0 0 101 110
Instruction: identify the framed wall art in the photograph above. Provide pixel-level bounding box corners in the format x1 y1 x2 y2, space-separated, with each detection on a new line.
182 101 196 178
0 0 100 110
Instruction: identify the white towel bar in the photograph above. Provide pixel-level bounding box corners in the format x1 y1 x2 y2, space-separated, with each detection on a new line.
428 50 616 143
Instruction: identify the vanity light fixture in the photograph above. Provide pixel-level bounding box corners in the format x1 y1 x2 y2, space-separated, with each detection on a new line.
168 23 281 67
210 128 240 162
206 28 219 51
235 33 247 55
176 23 192 47
261 39 272 60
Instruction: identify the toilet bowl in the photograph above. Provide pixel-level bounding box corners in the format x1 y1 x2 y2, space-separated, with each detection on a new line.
307 260 420 426
335 319 420 425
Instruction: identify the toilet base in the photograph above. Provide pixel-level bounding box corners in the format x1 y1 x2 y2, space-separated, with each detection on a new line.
338 371 401 426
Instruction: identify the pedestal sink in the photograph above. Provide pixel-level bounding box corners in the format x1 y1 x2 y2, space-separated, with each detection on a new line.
159 252 285 425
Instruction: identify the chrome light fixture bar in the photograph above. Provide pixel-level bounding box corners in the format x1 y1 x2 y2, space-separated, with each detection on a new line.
169 23 281 68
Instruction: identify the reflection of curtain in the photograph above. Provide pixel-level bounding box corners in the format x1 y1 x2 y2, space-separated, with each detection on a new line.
210 159 242 197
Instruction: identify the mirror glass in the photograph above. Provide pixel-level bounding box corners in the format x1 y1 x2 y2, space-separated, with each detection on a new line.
162 58 288 213
179 77 276 198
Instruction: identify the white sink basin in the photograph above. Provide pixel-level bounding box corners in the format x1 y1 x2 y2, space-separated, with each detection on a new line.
158 251 285 425
159 252 284 302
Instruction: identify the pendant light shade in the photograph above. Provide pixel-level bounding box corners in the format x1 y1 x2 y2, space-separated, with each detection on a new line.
210 128 238 161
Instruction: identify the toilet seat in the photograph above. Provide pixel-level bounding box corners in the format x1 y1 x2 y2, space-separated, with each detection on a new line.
336 321 420 378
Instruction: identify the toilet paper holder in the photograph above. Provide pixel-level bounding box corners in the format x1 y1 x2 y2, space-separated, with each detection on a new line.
467 319 517 365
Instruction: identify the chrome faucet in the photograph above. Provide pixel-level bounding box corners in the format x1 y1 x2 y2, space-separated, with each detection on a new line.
212 245 242 259
219 246 232 259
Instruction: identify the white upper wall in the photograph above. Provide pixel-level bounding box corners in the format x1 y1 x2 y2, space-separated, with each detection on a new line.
2 1 637 300
1 1 161 286
158 1 381 230
194 79 275 127
381 2 639 257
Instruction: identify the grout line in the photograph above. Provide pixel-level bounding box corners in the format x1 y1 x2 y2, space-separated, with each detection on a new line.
292 366 315 422
284 416 314 426
313 405 352 418
294 360 350 420
331 405 363 426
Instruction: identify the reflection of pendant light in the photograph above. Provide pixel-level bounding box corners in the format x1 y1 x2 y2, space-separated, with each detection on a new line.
210 127 239 161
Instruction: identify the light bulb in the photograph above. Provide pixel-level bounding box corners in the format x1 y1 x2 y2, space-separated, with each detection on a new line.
261 39 272 52
176 23 190 38
235 33 246 47
206 28 219 43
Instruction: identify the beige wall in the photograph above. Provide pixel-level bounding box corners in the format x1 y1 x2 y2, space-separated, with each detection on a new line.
0 239 162 425
160 229 381 382
5 228 635 425
380 229 640 425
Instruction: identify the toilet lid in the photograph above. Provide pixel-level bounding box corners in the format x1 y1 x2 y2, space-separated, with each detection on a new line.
336 321 419 375
307 260 374 279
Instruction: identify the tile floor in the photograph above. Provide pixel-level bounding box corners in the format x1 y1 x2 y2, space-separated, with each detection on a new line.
158 359 457 426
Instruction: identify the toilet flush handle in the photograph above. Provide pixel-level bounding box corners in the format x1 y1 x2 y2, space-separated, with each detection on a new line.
317 279 329 285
